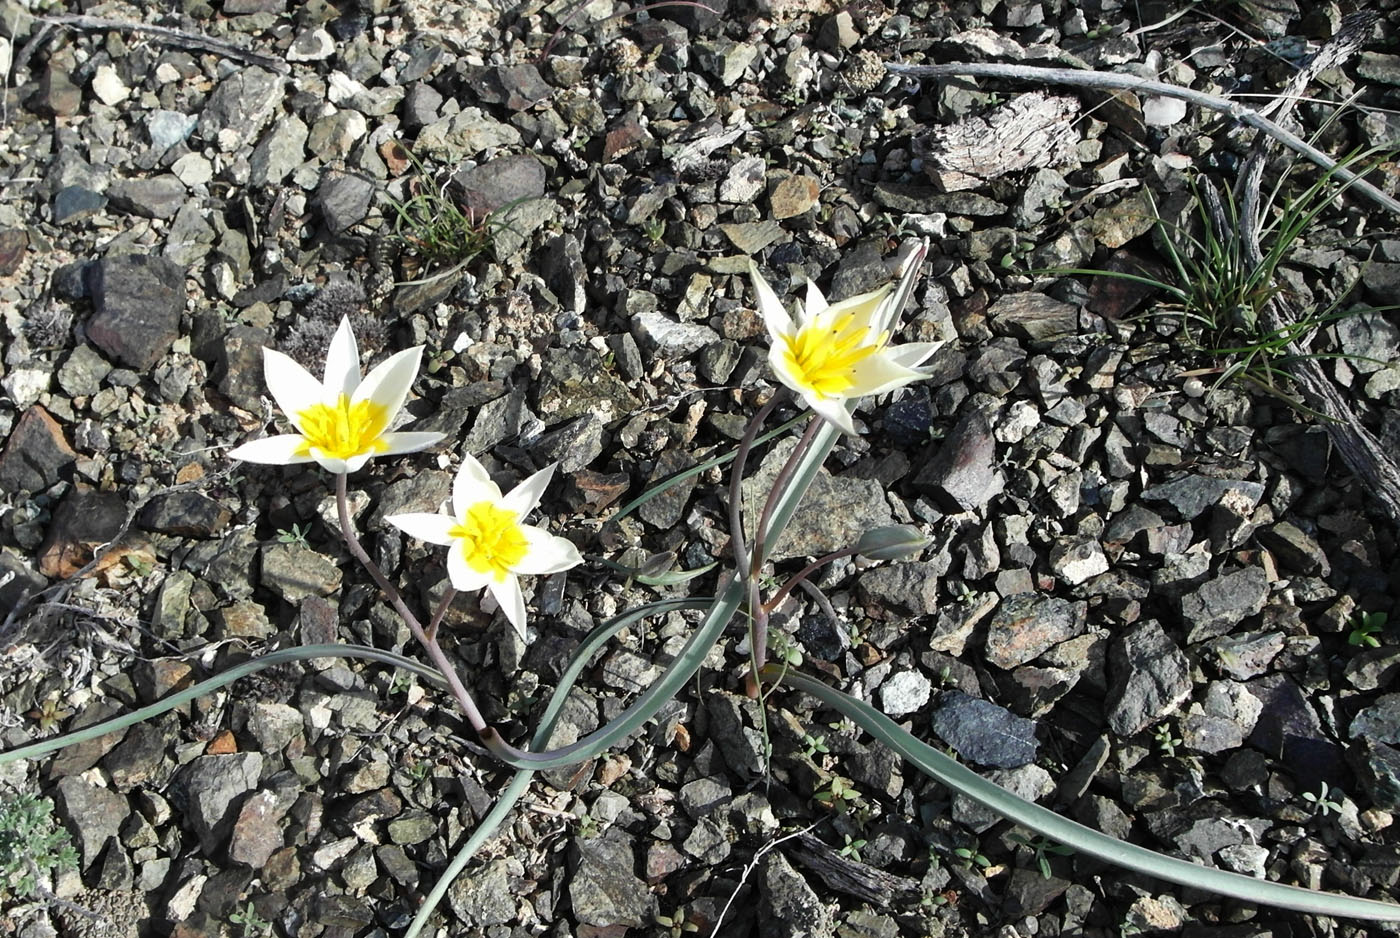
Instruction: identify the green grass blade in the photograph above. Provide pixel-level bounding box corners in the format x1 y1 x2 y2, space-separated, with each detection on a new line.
776 668 1400 921
0 645 444 766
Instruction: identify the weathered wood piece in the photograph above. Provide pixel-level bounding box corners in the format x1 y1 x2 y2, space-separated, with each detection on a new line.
913 92 1079 192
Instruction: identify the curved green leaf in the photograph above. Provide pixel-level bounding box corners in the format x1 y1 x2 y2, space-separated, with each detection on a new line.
775 668 1400 922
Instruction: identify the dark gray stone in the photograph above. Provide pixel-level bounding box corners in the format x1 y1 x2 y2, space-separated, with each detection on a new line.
87 253 186 370
913 404 1005 512
174 753 264 854
988 292 1078 342
196 67 285 149
454 153 546 215
858 562 940 619
930 690 1038 768
54 776 127 868
106 175 186 219
53 186 107 224
1179 565 1269 643
1246 673 1345 786
1141 475 1264 521
758 851 833 938
1351 694 1400 745
0 405 77 493
139 492 232 538
568 831 655 928
1256 521 1328 576
315 170 375 234
1106 620 1190 736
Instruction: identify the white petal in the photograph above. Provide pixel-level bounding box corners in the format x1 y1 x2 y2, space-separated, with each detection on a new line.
386 512 458 545
311 452 352 474
806 393 859 436
228 434 313 466
354 346 424 423
262 348 324 433
502 463 557 517
488 576 528 640
823 284 889 329
452 454 502 518
847 353 926 397
876 241 928 333
804 280 829 318
514 526 583 575
378 431 446 457
447 543 494 592
323 316 361 397
884 340 945 370
750 262 797 341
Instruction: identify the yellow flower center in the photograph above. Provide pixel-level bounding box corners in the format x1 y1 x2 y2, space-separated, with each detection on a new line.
781 312 883 396
449 501 529 582
295 394 390 461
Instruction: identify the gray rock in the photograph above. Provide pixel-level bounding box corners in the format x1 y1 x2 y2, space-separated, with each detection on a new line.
1361 262 1400 306
87 253 186 370
988 292 1078 342
1351 694 1400 745
1353 739 1400 812
139 492 231 537
54 776 127 868
147 110 198 151
1179 565 1269 643
197 67 285 149
706 691 767 777
930 690 1038 768
1106 621 1191 736
530 414 605 473
985 593 1087 669
449 857 517 925
28 65 82 117
0 550 47 619
245 701 303 751
152 569 193 638
913 404 1005 512
57 344 113 398
1182 681 1261 753
758 850 833 938
315 170 375 234
102 720 173 791
228 776 299 867
879 670 932 717
1255 521 1328 576
1141 475 1264 521
106 175 186 219
164 200 217 267
740 437 894 562
454 154 546 215
1048 535 1108 586
416 108 522 162
249 116 309 186
53 186 107 224
638 449 697 528
631 309 721 356
1210 630 1286 681
857 562 940 619
679 776 732 818
1345 646 1400 692
1247 673 1345 785
175 753 264 854
568 831 655 928
260 544 343 602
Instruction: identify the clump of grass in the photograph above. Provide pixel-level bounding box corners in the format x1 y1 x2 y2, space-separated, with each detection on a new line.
1053 150 1395 413
383 145 511 276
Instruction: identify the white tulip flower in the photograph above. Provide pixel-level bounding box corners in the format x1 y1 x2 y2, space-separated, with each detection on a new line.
229 317 444 474
750 243 944 435
386 455 583 639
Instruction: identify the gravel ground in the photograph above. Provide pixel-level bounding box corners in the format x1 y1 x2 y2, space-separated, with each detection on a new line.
2 1 1400 937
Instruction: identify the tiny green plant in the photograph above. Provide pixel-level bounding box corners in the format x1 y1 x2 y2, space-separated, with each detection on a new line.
813 774 861 813
1153 722 1183 758
655 907 700 937
28 694 73 733
383 146 511 274
641 216 666 246
1009 832 1075 879
953 844 992 871
1301 782 1343 818
838 833 867 862
276 522 312 549
228 901 272 937
0 792 79 902
1348 611 1387 648
800 731 829 761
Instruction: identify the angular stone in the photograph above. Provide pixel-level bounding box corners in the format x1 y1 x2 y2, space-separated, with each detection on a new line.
988 292 1078 341
569 832 655 928
1141 475 1264 522
260 545 342 602
1179 566 1269 643
54 776 127 868
249 115 309 186
107 175 186 219
454 153 546 216
985 593 1087 669
931 691 1038 768
858 562 940 619
758 851 832 938
197 67 285 150
0 405 76 493
176 753 264 854
1107 621 1190 736
913 404 1005 512
88 254 186 370
139 492 232 537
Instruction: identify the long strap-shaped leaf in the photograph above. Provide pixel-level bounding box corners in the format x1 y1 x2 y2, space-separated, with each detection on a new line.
776 668 1400 922
403 596 709 938
0 644 445 766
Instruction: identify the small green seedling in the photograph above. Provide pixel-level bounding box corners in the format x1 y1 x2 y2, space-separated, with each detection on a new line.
800 732 829 761
1009 832 1075 879
1153 722 1183 758
229 901 272 937
0 793 78 902
813 775 861 813
276 522 313 549
1348 611 1388 648
953 845 992 870
1301 782 1343 818
655 908 700 936
837 834 867 862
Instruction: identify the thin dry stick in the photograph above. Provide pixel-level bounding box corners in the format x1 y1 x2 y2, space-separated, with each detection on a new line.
885 61 1400 218
37 13 291 74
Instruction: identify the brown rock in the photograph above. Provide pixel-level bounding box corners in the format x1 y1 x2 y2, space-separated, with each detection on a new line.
0 229 27 275
0 406 77 494
768 173 820 219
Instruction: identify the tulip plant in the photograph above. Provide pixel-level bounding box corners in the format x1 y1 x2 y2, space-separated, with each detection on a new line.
4 241 1398 935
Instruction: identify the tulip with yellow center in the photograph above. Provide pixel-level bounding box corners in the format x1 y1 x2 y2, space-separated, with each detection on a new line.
750 243 944 435
229 317 444 474
386 455 583 638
